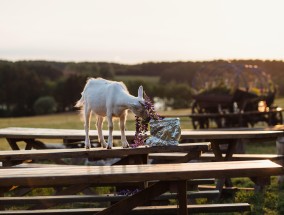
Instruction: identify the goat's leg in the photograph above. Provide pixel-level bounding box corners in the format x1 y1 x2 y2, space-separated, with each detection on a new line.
120 114 129 148
96 116 107 148
84 105 92 149
106 114 113 149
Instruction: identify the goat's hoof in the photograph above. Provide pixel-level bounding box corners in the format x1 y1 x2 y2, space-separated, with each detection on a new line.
107 146 112 149
85 146 90 150
101 142 107 148
123 145 129 148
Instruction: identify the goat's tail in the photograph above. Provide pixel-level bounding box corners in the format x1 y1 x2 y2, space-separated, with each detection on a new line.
74 94 86 122
75 93 85 108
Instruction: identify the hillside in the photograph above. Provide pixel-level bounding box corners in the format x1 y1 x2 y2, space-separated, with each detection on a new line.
0 59 283 117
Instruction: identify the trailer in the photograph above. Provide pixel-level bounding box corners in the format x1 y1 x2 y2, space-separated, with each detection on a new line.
190 62 283 129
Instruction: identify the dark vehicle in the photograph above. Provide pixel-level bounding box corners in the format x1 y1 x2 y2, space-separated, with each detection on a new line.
190 62 283 129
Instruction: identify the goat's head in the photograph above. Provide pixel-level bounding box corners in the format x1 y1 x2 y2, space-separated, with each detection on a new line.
130 86 148 119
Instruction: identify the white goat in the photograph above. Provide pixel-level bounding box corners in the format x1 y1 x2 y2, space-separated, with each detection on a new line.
75 78 146 149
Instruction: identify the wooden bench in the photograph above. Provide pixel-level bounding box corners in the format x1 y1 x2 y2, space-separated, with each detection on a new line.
149 152 284 163
0 160 283 215
0 190 220 206
3 164 218 203
0 204 251 214
0 142 211 167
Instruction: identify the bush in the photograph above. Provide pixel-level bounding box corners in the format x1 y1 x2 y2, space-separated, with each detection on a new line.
33 96 57 115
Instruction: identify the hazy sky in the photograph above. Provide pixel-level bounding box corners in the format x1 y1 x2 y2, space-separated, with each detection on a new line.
1 0 284 64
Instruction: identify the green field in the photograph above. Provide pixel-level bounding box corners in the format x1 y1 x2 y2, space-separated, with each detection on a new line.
275 97 284 108
114 75 160 83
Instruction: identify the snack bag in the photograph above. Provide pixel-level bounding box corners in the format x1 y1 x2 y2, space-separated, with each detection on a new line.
146 118 181 146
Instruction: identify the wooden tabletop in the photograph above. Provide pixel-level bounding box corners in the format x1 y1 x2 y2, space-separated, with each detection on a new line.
0 127 282 140
0 160 282 187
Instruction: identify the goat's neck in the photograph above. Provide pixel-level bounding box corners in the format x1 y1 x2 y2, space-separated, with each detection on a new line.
119 93 139 109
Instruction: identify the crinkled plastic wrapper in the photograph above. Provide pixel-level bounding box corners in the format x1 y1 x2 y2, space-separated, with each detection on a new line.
146 118 181 147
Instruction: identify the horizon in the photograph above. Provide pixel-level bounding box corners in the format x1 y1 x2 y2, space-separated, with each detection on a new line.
1 0 284 64
1 58 284 66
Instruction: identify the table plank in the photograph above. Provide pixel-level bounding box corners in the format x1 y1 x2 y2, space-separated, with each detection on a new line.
0 160 282 187
0 127 282 140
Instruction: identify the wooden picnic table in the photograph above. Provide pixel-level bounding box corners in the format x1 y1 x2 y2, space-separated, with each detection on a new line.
182 128 283 190
0 160 283 215
0 127 282 168
0 127 282 167
0 128 283 213
0 142 211 201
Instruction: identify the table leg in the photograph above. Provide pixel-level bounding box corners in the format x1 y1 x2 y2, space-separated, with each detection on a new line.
276 137 284 184
10 187 32 196
177 180 188 215
211 143 223 160
7 138 47 151
96 181 170 215
7 138 20 150
24 142 33 150
225 142 237 161
0 189 4 210
212 141 237 192
173 151 201 163
24 139 46 149
211 141 237 161
251 176 270 193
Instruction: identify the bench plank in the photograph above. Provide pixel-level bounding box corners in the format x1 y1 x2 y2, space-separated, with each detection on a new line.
0 191 220 205
0 142 210 163
201 153 284 161
149 152 284 162
0 204 251 214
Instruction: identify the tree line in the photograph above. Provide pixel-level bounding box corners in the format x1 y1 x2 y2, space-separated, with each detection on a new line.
0 59 283 117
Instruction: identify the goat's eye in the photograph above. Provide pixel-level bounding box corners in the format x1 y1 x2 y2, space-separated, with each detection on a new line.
139 101 144 106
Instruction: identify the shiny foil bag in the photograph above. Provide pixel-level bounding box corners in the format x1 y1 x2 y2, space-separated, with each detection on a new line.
146 118 181 146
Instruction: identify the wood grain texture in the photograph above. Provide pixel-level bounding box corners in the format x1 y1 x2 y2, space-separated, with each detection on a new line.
0 127 282 140
0 142 210 162
0 204 251 214
0 160 282 187
0 191 220 205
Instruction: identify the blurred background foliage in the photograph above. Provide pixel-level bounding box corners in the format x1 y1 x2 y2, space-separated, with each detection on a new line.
0 59 284 117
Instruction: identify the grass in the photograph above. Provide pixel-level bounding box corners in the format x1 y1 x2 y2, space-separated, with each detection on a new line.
274 97 284 109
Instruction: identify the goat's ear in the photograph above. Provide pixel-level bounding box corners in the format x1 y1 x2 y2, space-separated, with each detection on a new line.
138 85 143 99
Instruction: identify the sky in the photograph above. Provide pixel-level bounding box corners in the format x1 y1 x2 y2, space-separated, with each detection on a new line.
0 0 284 64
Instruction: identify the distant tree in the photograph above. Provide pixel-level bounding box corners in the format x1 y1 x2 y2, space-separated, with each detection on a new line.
0 62 44 116
64 62 100 77
165 84 193 109
54 75 87 111
160 62 200 84
16 61 63 80
33 96 57 115
98 63 115 79
124 80 153 98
